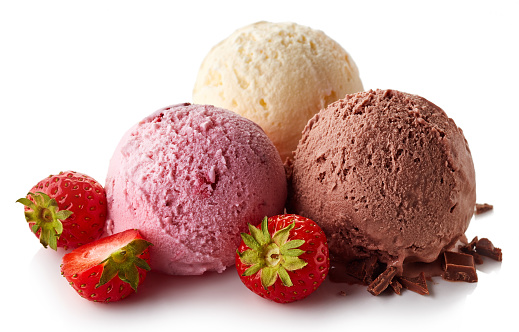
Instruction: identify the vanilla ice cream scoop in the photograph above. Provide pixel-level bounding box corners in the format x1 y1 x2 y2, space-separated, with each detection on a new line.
193 21 363 161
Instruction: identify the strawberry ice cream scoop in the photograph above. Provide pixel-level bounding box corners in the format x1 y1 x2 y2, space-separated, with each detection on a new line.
105 103 287 275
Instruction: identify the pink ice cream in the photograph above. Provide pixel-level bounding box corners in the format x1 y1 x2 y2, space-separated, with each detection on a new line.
105 103 287 275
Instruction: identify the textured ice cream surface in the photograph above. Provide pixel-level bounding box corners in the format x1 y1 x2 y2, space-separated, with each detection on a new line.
193 21 363 161
287 89 476 272
105 103 287 275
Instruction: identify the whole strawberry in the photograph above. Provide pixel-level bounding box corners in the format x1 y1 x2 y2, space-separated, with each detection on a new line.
236 214 329 303
16 171 107 250
61 229 152 303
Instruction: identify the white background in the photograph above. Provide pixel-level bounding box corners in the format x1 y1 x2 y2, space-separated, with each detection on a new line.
1 1 517 331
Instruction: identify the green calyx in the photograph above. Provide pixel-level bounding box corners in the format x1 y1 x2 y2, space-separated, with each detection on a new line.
16 192 73 250
237 216 307 289
97 239 152 291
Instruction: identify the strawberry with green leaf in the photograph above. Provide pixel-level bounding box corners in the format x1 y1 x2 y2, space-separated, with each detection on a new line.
61 229 152 303
236 214 329 303
16 171 107 250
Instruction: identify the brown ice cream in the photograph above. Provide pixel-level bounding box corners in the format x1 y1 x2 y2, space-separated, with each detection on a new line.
287 89 476 274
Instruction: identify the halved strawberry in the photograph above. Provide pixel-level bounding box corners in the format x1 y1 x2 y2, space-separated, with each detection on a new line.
236 214 329 303
16 171 107 250
61 229 152 303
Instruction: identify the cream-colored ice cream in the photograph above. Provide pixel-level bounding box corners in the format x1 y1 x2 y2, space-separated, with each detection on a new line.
193 21 363 161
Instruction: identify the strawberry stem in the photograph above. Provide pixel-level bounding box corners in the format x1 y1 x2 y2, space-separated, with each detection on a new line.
16 192 73 250
237 216 308 289
97 239 153 291
264 243 281 267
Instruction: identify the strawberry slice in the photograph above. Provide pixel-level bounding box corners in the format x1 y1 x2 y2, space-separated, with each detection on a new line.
61 229 152 303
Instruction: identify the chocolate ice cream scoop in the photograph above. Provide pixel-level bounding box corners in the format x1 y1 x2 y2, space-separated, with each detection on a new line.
287 89 476 272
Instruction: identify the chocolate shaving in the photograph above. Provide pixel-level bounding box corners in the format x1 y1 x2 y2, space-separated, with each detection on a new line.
390 279 403 295
367 266 397 296
459 236 483 264
341 260 367 282
475 203 493 215
459 236 503 263
476 238 502 261
397 272 429 295
332 235 502 296
341 256 382 284
442 251 478 283
362 256 381 284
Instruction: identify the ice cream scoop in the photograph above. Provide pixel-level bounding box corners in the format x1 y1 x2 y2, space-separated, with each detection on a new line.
105 103 287 275
286 89 476 272
193 21 363 161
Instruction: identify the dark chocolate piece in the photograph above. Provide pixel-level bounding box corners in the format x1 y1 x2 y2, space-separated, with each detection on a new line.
397 272 429 295
362 256 381 284
367 266 397 296
442 251 478 283
341 256 381 285
342 259 367 282
475 203 493 215
476 238 502 261
459 236 483 264
390 279 402 295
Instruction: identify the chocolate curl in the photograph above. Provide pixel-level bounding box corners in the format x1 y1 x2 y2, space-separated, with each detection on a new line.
397 272 429 295
367 266 397 296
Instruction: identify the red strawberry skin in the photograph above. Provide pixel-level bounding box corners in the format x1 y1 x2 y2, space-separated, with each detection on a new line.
24 171 107 249
61 229 151 303
236 214 329 303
